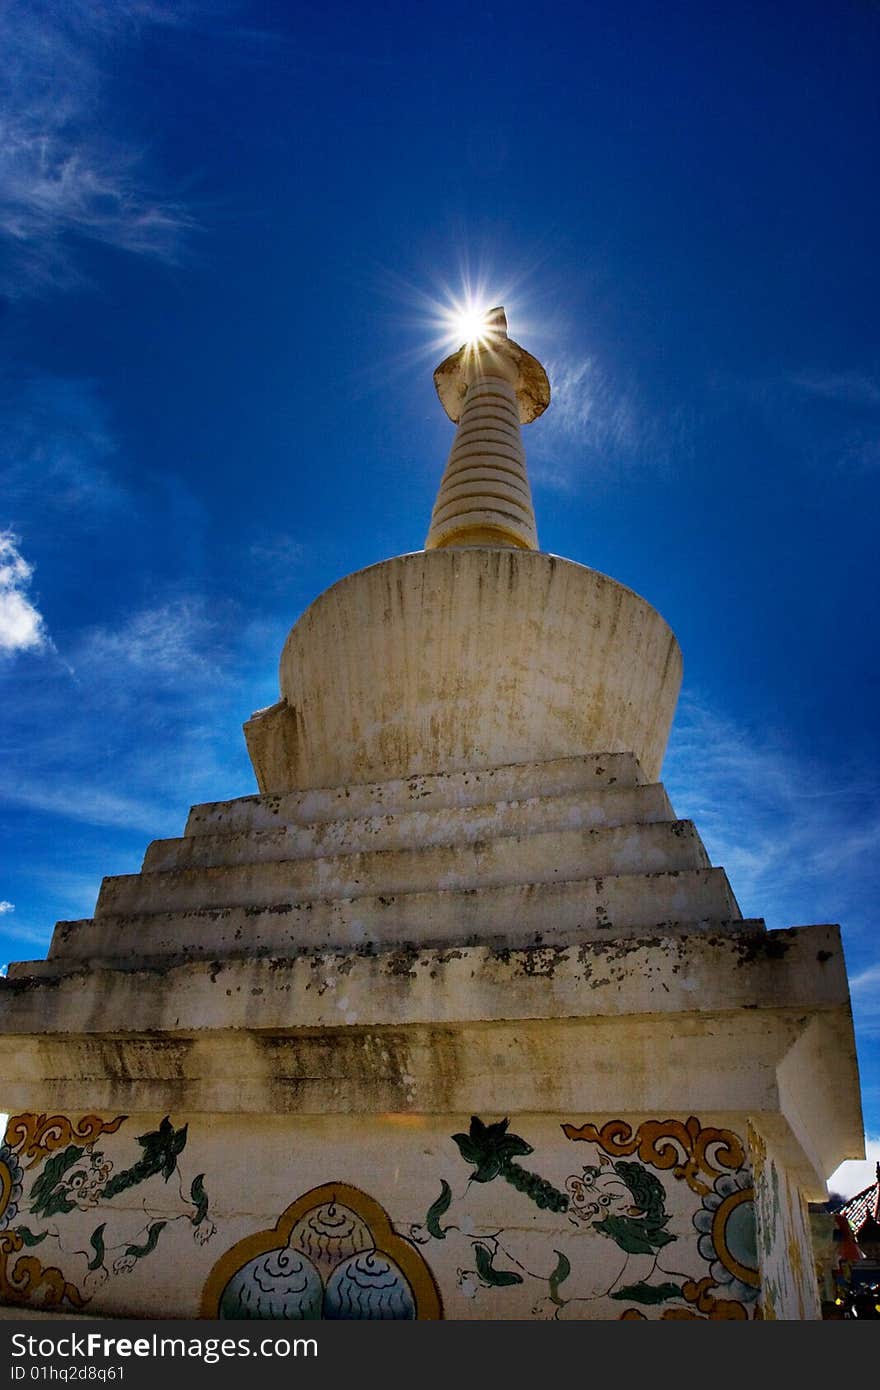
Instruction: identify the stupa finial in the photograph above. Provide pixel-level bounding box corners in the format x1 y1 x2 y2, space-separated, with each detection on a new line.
426 306 550 551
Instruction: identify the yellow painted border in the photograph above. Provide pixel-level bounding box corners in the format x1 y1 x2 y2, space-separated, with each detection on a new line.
711 1188 759 1289
0 1163 13 1222
200 1181 442 1320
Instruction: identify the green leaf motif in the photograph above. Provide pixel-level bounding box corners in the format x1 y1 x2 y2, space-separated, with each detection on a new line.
473 1243 523 1288
425 1180 453 1240
140 1116 188 1182
452 1116 567 1212
29 1145 83 1218
499 1135 533 1158
471 1156 504 1184
13 1227 48 1247
594 1214 676 1254
610 1281 684 1305
651 1227 675 1247
452 1116 534 1184
87 1224 106 1272
124 1221 167 1260
190 1174 209 1226
103 1117 188 1199
451 1134 479 1164
548 1250 571 1306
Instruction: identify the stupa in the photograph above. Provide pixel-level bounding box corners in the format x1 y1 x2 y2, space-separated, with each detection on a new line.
0 309 864 1320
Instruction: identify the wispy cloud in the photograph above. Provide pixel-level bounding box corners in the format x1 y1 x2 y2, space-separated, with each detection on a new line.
0 778 174 837
719 365 880 476
0 374 130 521
663 692 879 944
543 355 639 448
786 369 880 473
788 370 880 409
851 964 880 994
848 962 880 1043
527 349 693 494
0 1 197 297
528 354 641 493
0 531 50 656
0 902 13 915
76 596 225 687
0 589 271 840
247 534 308 591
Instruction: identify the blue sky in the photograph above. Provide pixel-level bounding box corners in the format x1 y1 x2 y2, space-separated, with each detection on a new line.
0 0 878 1195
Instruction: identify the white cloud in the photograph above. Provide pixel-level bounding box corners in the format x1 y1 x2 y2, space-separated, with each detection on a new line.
543 355 639 448
249 535 306 570
0 778 173 836
76 597 224 685
847 961 880 1043
527 350 692 494
788 371 880 409
0 374 130 519
527 354 641 494
0 531 49 655
828 1136 880 1200
0 901 13 914
0 587 269 839
663 693 880 937
0 2 195 296
851 963 880 995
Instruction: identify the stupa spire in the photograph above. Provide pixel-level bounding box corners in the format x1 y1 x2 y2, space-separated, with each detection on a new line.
426 306 550 550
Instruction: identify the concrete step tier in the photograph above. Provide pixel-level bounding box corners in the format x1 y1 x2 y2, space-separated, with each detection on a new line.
99 819 709 918
29 753 747 978
146 782 674 871
37 868 747 972
183 752 648 837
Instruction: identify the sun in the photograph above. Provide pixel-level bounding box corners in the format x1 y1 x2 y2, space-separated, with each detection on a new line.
450 302 490 346
392 269 524 362
445 297 494 348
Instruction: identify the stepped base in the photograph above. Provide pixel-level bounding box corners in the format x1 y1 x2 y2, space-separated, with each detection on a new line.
0 752 864 1321
19 753 747 973
29 873 742 972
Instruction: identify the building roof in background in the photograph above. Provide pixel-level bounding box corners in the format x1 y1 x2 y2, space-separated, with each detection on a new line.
837 1164 880 1236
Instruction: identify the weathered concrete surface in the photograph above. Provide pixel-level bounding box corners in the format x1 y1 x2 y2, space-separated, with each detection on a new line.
2 924 848 1032
186 752 650 834
246 550 682 794
43 870 742 966
0 927 862 1193
147 783 675 871
99 820 709 917
752 1123 825 1316
32 753 734 967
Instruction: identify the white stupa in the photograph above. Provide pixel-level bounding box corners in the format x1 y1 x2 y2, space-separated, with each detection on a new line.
0 310 863 1321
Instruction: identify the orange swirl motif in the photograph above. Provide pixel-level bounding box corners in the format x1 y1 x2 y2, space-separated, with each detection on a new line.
0 1232 86 1310
561 1116 745 1196
619 1278 752 1321
4 1113 128 1170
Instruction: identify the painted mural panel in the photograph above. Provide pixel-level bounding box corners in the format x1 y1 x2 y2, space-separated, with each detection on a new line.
201 1183 441 1319
0 1112 213 1313
0 1109 786 1320
750 1125 821 1320
404 1114 760 1319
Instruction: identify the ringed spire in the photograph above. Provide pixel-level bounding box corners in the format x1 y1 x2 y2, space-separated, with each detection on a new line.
426 306 550 551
